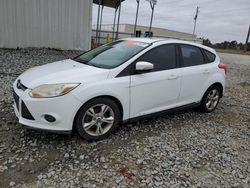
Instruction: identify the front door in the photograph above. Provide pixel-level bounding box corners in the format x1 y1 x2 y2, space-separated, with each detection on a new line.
130 44 181 118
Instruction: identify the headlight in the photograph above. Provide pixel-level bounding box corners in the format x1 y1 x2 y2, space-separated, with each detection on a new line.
29 83 80 98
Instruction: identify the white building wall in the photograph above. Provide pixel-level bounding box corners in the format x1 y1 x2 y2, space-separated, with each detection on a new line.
92 24 197 40
0 0 92 50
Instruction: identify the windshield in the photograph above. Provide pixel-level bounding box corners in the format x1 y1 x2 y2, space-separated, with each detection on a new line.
74 40 150 69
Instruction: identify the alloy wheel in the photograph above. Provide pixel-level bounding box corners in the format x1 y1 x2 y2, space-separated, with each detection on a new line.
82 104 115 136
205 89 219 111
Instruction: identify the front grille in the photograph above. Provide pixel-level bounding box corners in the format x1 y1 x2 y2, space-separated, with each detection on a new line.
21 101 35 120
13 90 19 111
13 87 35 120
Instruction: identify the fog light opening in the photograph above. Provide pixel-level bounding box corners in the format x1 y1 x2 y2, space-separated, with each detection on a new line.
44 114 56 123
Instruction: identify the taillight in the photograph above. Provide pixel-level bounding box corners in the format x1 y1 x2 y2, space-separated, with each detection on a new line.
218 62 227 74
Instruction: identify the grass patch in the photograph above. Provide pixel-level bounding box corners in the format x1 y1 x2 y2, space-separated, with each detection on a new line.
215 49 250 56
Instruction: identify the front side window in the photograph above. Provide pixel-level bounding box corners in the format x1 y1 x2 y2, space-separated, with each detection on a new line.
74 40 150 69
180 45 204 67
136 44 177 71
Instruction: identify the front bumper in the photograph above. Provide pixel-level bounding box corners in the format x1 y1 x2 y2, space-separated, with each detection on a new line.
13 81 82 133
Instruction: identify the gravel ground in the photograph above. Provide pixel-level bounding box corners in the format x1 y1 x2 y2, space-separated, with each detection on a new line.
0 48 249 188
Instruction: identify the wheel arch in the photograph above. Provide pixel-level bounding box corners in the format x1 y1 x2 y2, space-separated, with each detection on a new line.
208 82 224 98
202 82 223 101
73 95 124 130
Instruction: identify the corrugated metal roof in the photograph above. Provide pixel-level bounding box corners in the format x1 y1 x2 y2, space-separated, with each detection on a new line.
93 0 125 8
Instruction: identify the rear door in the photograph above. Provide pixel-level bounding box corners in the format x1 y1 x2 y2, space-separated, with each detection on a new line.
130 44 181 118
178 44 212 105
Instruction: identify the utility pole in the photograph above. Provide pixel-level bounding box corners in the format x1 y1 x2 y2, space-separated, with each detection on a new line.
149 1 156 32
244 25 250 52
98 5 104 44
134 0 140 36
96 0 102 46
146 0 157 33
112 8 118 41
116 0 122 40
192 6 199 37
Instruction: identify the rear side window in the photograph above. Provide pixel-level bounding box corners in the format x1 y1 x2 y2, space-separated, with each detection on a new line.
204 50 216 62
180 45 204 67
137 44 176 71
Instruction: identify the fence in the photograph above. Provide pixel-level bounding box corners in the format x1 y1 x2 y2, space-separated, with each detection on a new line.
91 29 203 48
91 30 133 48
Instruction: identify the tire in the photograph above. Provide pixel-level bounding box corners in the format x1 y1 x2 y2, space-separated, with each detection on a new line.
75 98 121 141
200 85 221 113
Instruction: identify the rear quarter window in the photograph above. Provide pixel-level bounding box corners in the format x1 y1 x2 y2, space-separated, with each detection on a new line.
180 44 204 67
203 50 216 63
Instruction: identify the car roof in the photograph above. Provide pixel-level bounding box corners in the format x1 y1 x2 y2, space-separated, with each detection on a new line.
121 37 216 54
121 37 163 43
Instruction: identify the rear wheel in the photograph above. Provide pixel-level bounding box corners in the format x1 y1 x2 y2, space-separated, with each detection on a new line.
200 85 221 113
75 98 121 141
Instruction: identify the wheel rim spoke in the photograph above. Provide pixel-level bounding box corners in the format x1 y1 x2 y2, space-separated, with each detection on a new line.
209 101 213 108
87 108 96 117
212 90 216 97
100 105 109 116
213 100 218 108
96 125 103 135
84 121 96 130
102 116 114 124
213 96 219 101
206 100 211 108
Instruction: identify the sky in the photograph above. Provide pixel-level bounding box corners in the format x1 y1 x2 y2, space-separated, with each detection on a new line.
92 0 250 43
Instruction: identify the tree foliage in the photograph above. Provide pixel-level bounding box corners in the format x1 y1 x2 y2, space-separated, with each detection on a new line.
201 38 250 51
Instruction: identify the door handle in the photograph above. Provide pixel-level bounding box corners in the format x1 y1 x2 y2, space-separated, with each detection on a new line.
168 74 179 80
203 69 210 74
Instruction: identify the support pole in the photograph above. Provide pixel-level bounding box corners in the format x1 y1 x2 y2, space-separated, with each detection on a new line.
244 25 250 52
112 8 117 41
116 0 121 40
98 5 104 44
95 0 101 46
149 2 155 33
134 0 140 36
192 6 199 38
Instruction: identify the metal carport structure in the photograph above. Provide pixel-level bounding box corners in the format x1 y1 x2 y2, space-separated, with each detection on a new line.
93 0 125 46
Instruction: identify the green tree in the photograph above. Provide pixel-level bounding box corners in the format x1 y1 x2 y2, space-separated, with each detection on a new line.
238 42 244 50
221 41 230 49
247 42 250 51
228 40 237 49
202 38 212 47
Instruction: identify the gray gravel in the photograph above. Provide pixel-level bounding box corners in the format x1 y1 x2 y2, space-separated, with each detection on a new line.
0 48 249 188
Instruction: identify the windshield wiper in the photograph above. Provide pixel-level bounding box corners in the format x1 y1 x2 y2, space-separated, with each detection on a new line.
73 58 88 65
87 62 103 68
74 58 103 68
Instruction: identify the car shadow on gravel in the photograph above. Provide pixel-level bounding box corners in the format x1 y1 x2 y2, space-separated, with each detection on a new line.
8 106 202 144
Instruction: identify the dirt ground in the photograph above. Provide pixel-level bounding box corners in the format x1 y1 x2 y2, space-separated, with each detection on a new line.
218 52 250 66
215 49 250 56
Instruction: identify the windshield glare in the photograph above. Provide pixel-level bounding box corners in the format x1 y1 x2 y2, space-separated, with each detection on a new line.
74 40 150 69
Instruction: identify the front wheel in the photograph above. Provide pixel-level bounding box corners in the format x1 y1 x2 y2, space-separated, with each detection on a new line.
200 85 221 113
75 98 121 141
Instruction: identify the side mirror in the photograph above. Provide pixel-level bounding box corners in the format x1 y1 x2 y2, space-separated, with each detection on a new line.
135 61 154 73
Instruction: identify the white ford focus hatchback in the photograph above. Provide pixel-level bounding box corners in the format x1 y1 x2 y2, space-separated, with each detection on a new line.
13 38 226 141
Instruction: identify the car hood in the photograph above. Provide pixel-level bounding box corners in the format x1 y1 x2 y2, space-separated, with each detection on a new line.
18 59 110 88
